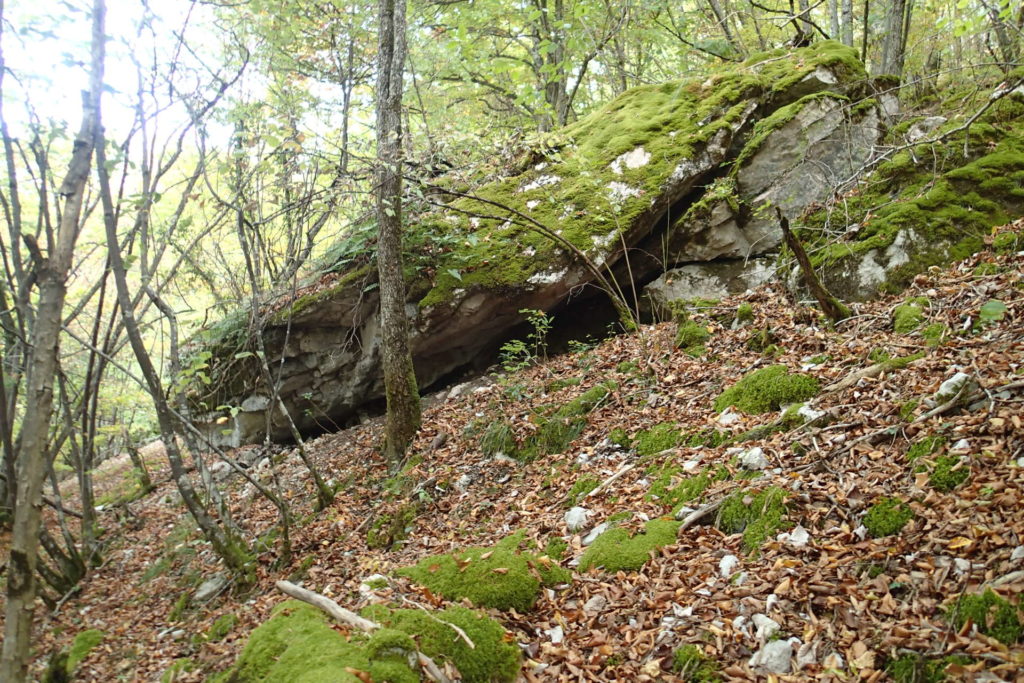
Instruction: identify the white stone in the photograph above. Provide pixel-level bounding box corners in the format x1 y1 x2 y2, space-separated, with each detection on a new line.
753 614 780 641
952 438 971 451
823 652 845 671
739 447 769 471
796 641 817 668
358 574 388 599
210 460 232 481
798 404 826 422
193 574 228 603
935 372 972 403
240 394 271 412
954 558 971 574
606 181 643 204
527 267 569 286
749 639 793 674
1011 546 1024 562
545 624 564 644
564 506 591 532
609 146 651 175
778 524 811 548
526 200 540 210
583 595 608 614
718 407 742 426
719 554 740 578
765 594 779 612
582 522 609 546
519 174 561 193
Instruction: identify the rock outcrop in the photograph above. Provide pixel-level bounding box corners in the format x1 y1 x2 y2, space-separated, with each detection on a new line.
189 44 1024 447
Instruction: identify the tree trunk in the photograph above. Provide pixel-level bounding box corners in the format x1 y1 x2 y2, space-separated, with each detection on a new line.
376 0 421 462
841 0 854 46
0 3 105 679
875 0 909 77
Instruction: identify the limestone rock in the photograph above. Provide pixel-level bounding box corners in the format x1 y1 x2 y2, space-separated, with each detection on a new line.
564 506 591 532
192 574 228 604
750 638 795 674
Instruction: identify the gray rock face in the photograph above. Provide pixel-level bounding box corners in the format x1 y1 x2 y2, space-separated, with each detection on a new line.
193 574 228 603
643 259 775 316
750 639 795 674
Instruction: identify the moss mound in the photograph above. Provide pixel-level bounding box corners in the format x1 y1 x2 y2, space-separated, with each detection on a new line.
223 600 520 683
886 654 971 683
906 434 945 461
863 498 914 537
578 518 681 572
947 589 1022 645
676 320 711 355
717 487 787 552
397 531 570 611
713 365 820 414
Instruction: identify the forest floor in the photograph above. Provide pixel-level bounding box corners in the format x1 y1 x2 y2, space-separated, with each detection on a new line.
7 219 1024 682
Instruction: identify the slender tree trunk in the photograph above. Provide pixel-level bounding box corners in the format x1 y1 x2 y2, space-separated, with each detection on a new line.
707 0 740 55
376 0 420 462
875 0 909 77
841 0 854 46
830 0 840 39
0 3 105 679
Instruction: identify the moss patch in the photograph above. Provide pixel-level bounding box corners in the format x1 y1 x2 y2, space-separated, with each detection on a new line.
893 297 928 333
634 422 683 456
578 518 681 572
367 504 418 550
886 654 972 683
929 456 970 492
863 498 914 537
672 644 721 681
648 466 713 511
714 365 820 414
567 476 600 506
947 589 1022 645
907 434 945 461
66 629 104 673
397 531 570 611
676 320 711 355
717 487 787 552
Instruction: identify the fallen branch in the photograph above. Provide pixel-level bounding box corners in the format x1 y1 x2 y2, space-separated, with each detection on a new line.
676 495 730 532
275 580 452 682
583 462 636 501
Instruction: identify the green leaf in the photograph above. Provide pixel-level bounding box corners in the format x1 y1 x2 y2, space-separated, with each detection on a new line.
979 299 1007 324
447 268 463 281
234 351 255 359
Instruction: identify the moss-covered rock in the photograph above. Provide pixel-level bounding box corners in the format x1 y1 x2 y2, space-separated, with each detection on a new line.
397 531 570 611
946 589 1022 645
929 455 970 492
717 487 787 552
676 320 711 355
223 600 520 683
578 518 681 572
714 365 820 414
863 498 914 537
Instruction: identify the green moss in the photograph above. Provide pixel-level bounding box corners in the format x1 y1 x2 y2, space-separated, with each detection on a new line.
921 323 948 347
929 456 970 492
714 365 820 415
863 498 914 538
745 328 777 353
543 537 568 560
672 644 721 681
578 518 681 572
364 605 521 682
676 320 711 355
973 261 1001 276
366 505 417 550
907 435 945 461
608 427 631 448
717 487 787 552
898 399 919 421
161 659 196 683
893 297 928 333
396 531 570 611
648 466 712 510
634 422 683 456
993 230 1023 254
545 376 582 392
224 600 519 683
66 629 104 673
947 589 1022 645
169 593 190 622
615 360 639 374
736 303 754 323
567 476 600 506
887 654 972 683
480 420 517 458
206 614 238 643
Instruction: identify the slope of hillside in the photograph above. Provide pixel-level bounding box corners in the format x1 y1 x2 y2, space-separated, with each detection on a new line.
19 220 1024 681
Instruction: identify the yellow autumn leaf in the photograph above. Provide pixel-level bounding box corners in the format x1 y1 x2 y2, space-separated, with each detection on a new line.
949 536 973 549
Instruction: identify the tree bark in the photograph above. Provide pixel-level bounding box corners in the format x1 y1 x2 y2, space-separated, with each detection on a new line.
875 0 909 77
777 208 851 324
0 2 105 679
376 0 421 462
841 0 854 46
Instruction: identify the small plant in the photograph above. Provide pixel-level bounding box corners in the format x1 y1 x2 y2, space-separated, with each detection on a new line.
863 498 914 537
498 309 553 371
